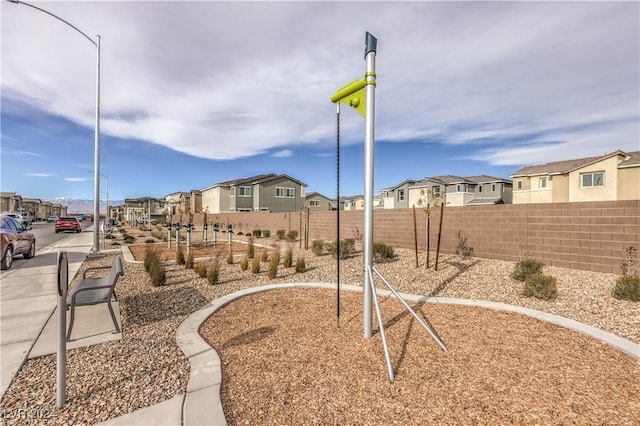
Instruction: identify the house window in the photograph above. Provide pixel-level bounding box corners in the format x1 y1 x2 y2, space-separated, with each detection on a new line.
456 184 466 192
432 186 440 197
239 186 251 197
309 200 320 206
540 178 547 189
491 184 496 192
230 187 236 197
397 190 405 201
581 172 604 187
478 186 483 193
517 180 522 190
276 188 284 197
276 187 295 198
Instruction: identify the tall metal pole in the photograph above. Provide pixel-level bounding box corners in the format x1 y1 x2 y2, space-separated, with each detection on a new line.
336 102 341 325
362 32 377 338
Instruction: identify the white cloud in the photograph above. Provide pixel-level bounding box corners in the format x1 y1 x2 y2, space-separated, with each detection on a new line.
65 178 88 182
25 173 53 177
3 1 638 168
272 149 293 158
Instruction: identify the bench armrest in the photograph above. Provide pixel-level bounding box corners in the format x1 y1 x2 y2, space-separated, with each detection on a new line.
83 265 112 278
69 284 116 304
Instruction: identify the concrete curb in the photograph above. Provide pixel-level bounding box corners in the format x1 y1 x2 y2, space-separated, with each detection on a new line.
174 283 640 425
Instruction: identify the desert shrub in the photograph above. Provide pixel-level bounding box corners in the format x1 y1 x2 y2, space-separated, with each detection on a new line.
260 247 269 262
286 230 298 242
124 235 135 244
149 261 167 287
522 273 558 300
226 249 234 265
105 234 114 239
144 246 160 273
176 246 185 265
245 232 251 237
262 230 271 238
145 239 156 244
311 239 324 256
151 230 163 240
511 258 544 282
326 239 356 260
240 255 249 271
276 229 286 240
613 275 640 301
251 256 261 274
247 238 255 259
621 246 639 276
455 231 474 258
237 231 244 236
195 261 207 278
185 252 194 269
283 246 293 268
252 229 262 238
207 258 220 285
373 241 395 261
111 242 120 246
267 251 280 279
295 256 307 273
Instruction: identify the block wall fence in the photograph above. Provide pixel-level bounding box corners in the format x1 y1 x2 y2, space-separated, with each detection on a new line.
175 200 639 275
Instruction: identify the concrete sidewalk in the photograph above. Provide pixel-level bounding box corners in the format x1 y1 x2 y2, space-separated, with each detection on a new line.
0 227 95 398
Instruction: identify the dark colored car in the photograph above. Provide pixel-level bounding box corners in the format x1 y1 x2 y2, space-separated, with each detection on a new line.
1 214 36 270
55 217 82 233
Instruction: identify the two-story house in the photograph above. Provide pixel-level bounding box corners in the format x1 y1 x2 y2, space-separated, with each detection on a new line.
405 174 513 207
124 197 167 225
380 179 418 209
511 150 640 203
201 173 307 213
305 192 334 211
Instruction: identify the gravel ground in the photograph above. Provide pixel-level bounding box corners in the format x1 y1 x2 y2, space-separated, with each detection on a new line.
0 234 638 425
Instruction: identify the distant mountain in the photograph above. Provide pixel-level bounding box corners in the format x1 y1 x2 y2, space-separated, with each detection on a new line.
47 198 125 215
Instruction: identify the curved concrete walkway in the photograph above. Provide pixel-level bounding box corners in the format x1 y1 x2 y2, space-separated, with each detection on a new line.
102 252 640 426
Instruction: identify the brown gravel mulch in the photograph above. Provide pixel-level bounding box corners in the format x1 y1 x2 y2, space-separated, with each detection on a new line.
201 288 640 425
1 230 638 425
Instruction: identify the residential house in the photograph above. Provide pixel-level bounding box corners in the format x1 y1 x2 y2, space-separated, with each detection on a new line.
342 195 364 211
405 175 513 208
465 175 513 205
380 179 418 209
21 198 42 220
305 192 334 211
511 150 640 204
124 197 167 225
201 173 307 213
165 191 190 215
0 192 21 213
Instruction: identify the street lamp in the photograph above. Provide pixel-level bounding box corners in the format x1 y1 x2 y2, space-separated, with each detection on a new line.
7 0 102 254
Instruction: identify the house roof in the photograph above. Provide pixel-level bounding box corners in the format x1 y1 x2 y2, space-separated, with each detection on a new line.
206 173 307 189
466 198 504 206
380 179 418 192
510 150 639 177
306 192 332 201
464 175 512 184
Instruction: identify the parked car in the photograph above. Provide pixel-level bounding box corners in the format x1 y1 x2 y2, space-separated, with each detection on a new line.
1 214 36 270
47 216 60 223
5 213 32 229
55 217 82 233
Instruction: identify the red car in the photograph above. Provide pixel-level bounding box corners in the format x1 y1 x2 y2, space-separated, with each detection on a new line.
1 214 36 270
55 217 82 233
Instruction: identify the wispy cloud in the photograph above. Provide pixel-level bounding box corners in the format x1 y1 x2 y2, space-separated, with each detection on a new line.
25 173 53 177
65 178 88 182
272 149 293 158
1 148 45 158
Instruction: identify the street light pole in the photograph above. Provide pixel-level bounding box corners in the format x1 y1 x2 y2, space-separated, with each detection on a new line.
7 0 102 254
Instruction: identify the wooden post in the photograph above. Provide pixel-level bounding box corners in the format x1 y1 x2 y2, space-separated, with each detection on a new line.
435 198 445 271
412 206 418 268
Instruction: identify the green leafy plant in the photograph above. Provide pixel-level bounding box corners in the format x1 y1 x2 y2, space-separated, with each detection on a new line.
276 229 286 240
145 239 156 244
511 258 544 282
295 256 307 273
251 256 261 274
195 261 207 278
373 241 395 261
286 230 298 242
522 273 558 300
207 258 220 285
283 245 293 268
262 230 271 238
267 251 280 279
240 255 249 271
176 246 185 265
325 239 356 260
311 239 324 256
613 275 640 301
252 229 262 238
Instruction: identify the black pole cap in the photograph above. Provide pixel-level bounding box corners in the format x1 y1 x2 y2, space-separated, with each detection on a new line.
365 32 377 56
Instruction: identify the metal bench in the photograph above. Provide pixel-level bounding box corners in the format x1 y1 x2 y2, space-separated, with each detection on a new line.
66 256 124 341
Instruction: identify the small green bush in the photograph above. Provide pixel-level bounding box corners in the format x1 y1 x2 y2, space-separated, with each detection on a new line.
373 241 395 261
149 261 167 287
262 230 271 238
511 258 544 282
124 235 135 244
237 231 244 236
311 240 324 256
276 229 286 240
207 259 220 285
195 261 207 278
226 249 234 265
240 255 249 271
247 238 255 259
522 273 558 300
176 246 185 265
286 230 298 242
252 229 262 238
145 239 156 244
613 275 640 301
283 246 293 268
185 252 194 269
260 247 269 262
295 256 306 273
267 251 280 279
251 256 261 274
111 242 120 246
326 239 356 260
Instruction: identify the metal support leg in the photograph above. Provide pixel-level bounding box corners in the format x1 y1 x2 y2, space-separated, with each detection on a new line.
367 267 394 381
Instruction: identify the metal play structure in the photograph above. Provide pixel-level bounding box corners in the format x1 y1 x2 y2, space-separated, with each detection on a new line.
331 32 448 381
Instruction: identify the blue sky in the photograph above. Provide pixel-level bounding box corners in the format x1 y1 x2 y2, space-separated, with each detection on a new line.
2 1 638 203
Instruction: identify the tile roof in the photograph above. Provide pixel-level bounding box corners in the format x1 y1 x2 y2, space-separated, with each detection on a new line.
511 150 639 176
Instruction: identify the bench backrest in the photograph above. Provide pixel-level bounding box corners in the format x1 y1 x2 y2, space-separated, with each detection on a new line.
107 257 124 290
